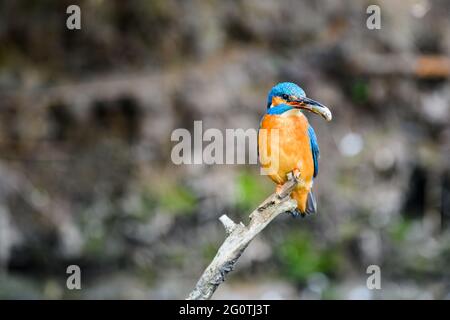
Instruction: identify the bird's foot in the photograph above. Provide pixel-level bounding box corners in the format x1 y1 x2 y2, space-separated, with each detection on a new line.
292 168 301 180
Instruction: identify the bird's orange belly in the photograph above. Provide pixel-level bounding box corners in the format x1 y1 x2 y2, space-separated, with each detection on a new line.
258 112 314 209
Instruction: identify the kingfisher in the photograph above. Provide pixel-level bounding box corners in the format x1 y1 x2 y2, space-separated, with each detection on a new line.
258 82 332 217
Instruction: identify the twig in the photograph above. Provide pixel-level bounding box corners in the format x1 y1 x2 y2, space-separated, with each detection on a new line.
187 176 299 300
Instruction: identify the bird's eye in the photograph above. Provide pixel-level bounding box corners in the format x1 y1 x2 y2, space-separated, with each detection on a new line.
282 94 289 100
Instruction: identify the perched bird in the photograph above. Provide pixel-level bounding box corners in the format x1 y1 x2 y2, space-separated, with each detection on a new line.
258 82 332 217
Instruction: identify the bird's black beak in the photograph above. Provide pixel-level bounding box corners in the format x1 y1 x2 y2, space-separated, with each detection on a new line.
290 96 332 121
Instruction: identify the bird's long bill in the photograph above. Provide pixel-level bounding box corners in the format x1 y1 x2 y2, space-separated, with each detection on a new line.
291 97 332 121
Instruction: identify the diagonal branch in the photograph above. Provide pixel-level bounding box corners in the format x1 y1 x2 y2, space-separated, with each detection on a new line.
187 176 299 300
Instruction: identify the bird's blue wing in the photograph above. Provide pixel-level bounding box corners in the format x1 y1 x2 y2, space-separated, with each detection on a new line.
308 125 320 178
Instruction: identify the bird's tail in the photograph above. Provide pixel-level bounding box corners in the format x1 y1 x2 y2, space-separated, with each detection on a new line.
291 188 317 215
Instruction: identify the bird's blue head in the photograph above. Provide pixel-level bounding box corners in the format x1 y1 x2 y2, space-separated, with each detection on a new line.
267 82 306 107
266 82 332 121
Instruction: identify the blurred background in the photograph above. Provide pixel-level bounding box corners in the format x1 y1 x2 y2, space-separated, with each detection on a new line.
0 0 449 299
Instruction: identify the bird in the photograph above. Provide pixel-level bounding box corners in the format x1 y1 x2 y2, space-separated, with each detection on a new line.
258 82 332 217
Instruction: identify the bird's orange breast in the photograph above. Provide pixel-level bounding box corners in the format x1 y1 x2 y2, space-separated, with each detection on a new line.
258 110 314 211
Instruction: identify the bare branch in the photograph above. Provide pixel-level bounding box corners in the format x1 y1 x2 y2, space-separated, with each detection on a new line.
219 215 237 234
187 176 298 300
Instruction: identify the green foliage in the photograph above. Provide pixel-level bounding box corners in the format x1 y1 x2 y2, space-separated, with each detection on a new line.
321 286 339 300
351 80 369 104
134 191 158 221
84 230 107 256
388 218 413 243
202 242 219 261
135 266 157 286
159 185 197 215
167 249 187 269
277 232 341 283
236 171 272 212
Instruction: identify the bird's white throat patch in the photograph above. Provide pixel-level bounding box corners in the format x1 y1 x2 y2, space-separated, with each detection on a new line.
281 108 303 117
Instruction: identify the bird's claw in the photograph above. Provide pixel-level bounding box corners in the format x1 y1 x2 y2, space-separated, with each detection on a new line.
292 168 301 180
